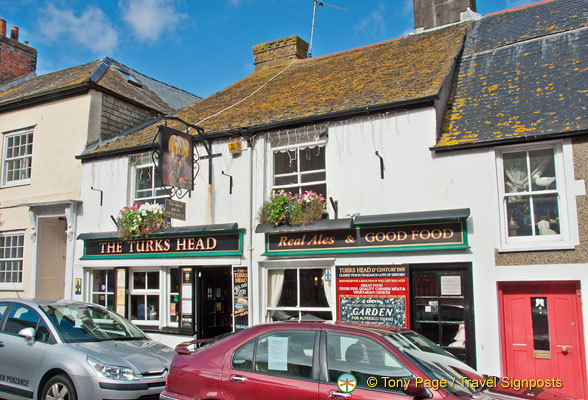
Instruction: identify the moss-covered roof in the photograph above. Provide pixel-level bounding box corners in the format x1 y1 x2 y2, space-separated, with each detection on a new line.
436 0 588 151
83 24 469 157
0 58 199 113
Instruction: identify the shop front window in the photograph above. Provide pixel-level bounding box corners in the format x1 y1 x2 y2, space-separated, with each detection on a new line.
130 271 160 323
91 270 115 310
267 268 333 322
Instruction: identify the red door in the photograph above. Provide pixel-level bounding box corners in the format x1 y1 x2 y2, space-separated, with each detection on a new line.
499 282 587 399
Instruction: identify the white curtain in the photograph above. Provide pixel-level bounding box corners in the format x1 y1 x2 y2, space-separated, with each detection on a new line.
504 152 550 193
268 269 285 307
323 268 333 310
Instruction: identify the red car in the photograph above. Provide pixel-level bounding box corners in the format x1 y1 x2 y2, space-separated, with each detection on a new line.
160 322 575 400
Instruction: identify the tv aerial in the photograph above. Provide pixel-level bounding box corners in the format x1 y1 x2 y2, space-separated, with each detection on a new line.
309 0 348 58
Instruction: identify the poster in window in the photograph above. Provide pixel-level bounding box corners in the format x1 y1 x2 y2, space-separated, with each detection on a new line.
159 126 194 190
233 267 249 331
337 265 409 328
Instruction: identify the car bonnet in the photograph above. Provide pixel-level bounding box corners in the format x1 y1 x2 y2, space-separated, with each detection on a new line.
69 339 175 375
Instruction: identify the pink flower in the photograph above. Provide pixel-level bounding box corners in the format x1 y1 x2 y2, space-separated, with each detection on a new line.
297 199 302 204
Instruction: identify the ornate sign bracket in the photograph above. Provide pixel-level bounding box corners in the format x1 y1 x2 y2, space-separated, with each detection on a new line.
151 117 204 199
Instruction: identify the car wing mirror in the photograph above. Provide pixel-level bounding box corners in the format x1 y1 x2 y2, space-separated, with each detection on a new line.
403 377 432 399
18 327 36 346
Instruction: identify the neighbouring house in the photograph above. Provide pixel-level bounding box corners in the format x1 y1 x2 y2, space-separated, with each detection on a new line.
73 0 587 395
435 0 588 397
0 20 200 302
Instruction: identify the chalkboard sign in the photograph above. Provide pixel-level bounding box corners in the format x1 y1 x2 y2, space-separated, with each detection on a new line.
233 267 249 331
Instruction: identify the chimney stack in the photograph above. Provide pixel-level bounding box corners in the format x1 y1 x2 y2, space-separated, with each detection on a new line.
0 20 37 85
253 36 308 71
413 0 477 30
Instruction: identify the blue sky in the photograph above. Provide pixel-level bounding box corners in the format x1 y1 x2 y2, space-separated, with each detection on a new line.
1 0 535 99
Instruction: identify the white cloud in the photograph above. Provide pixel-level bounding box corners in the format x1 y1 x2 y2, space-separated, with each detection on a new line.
119 0 186 41
354 3 387 35
38 5 118 54
506 0 535 8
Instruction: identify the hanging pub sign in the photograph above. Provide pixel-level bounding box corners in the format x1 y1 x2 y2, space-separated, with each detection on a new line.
264 220 467 256
159 125 194 191
233 267 249 331
81 231 243 259
337 265 409 328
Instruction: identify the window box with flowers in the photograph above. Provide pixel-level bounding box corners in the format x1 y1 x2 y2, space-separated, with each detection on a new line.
258 190 326 226
117 202 171 240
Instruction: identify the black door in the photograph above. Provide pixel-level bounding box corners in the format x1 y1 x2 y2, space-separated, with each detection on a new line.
197 266 233 339
409 263 476 368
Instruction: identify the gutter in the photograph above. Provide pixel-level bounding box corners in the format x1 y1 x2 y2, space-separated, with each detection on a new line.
0 83 91 114
77 94 438 161
431 128 588 153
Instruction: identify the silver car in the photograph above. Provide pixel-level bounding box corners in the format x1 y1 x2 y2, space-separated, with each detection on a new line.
0 299 175 400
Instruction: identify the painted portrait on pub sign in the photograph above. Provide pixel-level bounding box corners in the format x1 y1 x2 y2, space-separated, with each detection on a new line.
159 126 194 190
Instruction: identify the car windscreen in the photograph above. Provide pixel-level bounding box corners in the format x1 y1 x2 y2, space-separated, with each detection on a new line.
385 333 484 396
41 304 147 343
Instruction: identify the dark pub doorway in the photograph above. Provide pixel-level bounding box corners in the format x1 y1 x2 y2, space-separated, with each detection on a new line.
197 266 233 339
409 263 476 368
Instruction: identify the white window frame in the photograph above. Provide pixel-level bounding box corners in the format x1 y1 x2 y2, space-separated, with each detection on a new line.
129 153 169 204
495 140 578 252
89 270 115 310
2 128 34 187
264 264 334 322
0 231 25 291
128 269 162 327
270 129 327 196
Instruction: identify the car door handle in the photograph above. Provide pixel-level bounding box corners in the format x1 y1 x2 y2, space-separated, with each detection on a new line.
329 390 351 399
229 375 247 383
0 341 4 348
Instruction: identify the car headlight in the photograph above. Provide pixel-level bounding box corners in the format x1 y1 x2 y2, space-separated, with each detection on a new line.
87 356 139 380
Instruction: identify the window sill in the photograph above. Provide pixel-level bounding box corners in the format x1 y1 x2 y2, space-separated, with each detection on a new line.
497 242 575 253
0 285 24 291
1 181 30 189
138 325 195 336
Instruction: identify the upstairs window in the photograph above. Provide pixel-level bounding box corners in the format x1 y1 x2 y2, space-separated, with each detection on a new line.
2 128 33 187
270 128 327 197
129 153 168 204
496 141 573 251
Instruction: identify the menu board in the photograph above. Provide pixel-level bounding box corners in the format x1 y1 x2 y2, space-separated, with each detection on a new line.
337 265 409 328
233 267 249 331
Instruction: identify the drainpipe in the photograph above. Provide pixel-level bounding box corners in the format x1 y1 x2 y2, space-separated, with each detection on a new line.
247 133 255 325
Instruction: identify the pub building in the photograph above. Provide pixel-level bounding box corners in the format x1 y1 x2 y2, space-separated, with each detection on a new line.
74 22 485 366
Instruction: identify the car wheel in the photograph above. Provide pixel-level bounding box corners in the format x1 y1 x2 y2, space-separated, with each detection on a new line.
41 375 77 400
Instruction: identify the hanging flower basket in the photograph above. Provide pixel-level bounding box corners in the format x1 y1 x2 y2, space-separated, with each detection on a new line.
258 190 326 226
117 202 170 240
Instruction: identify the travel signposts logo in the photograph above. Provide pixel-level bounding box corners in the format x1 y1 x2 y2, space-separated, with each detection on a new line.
337 373 357 393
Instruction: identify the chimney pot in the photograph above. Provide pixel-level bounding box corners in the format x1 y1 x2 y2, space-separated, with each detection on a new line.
10 26 19 41
0 19 6 37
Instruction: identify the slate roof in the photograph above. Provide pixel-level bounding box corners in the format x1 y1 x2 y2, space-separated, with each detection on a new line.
81 24 469 158
0 57 200 113
436 0 588 151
